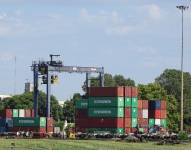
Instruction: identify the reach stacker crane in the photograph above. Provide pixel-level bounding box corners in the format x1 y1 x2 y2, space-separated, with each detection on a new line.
32 54 104 117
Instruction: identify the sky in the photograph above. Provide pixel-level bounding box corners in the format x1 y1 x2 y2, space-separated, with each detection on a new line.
0 0 191 101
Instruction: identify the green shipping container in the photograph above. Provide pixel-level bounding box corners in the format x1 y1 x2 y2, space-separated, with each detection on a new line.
124 97 131 107
13 109 19 117
132 97 138 107
132 118 137 128
89 97 124 107
75 99 88 109
139 128 144 132
88 108 124 118
160 119 167 128
149 119 155 127
13 117 46 127
87 128 124 134
131 108 138 118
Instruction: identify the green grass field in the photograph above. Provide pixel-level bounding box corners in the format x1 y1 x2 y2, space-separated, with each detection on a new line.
0 139 190 150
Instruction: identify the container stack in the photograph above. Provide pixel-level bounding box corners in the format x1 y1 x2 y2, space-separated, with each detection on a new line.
148 100 167 129
87 87 124 135
124 87 138 134
137 100 149 133
75 99 88 133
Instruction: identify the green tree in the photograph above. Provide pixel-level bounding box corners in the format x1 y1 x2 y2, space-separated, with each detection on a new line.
155 69 191 130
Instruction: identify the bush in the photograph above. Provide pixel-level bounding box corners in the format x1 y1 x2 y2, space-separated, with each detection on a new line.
178 131 189 140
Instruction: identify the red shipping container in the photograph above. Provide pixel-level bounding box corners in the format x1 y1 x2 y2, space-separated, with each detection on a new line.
125 108 131 118
161 110 167 118
5 109 12 118
25 109 31 117
142 100 148 109
131 128 137 133
161 101 166 109
47 117 54 127
88 87 124 97
75 127 86 133
143 128 148 133
87 118 124 128
138 109 142 118
75 109 88 118
47 126 53 133
124 87 131 97
138 100 142 109
124 118 131 128
155 110 161 119
131 87 138 97
125 128 131 134
75 118 90 128
138 118 148 128
31 109 34 117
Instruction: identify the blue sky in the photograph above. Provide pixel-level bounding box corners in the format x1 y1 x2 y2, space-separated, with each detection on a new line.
0 0 191 100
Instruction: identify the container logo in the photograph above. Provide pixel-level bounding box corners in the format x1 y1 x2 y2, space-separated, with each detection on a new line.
94 100 111 104
19 120 35 124
94 110 111 114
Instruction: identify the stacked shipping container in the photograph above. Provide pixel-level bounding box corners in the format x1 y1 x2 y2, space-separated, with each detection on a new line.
87 87 124 134
75 86 168 134
124 87 138 134
148 100 167 128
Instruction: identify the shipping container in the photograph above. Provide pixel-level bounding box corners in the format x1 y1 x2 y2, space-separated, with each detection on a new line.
132 118 137 128
13 117 46 127
132 97 138 107
131 108 138 118
124 87 131 97
131 128 137 133
76 118 124 128
86 128 124 134
125 128 131 134
138 109 142 118
88 97 124 107
131 87 138 97
138 100 142 109
8 127 46 133
142 109 148 119
138 118 148 128
124 118 131 128
154 110 161 119
149 119 155 127
75 109 88 118
142 100 148 109
149 100 161 109
47 117 54 127
1 109 12 118
13 109 19 117
88 108 124 118
160 119 167 128
47 126 54 133
75 127 86 133
75 99 88 109
124 108 131 118
124 97 131 107
19 109 25 117
88 87 124 97
161 101 166 110
161 110 167 119
155 119 161 126
25 109 32 117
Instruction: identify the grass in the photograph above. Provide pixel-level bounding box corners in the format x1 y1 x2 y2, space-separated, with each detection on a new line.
0 139 190 150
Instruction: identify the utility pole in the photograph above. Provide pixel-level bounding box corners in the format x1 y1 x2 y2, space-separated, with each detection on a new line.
176 5 189 131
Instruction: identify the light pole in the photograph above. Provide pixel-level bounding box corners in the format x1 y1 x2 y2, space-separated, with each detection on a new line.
176 5 189 131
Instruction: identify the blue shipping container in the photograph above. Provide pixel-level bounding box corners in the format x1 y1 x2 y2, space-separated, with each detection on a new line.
149 100 161 109
0 119 6 127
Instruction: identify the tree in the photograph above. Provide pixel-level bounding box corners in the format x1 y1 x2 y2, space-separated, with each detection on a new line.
113 75 135 86
62 93 81 123
138 83 179 131
155 69 191 129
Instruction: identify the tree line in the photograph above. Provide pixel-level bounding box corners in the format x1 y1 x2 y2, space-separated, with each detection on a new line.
0 69 190 131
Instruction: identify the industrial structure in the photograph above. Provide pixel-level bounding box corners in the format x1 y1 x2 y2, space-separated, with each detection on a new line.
31 54 104 118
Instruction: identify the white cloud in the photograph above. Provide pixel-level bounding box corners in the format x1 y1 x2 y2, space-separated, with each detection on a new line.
146 4 162 21
106 25 134 36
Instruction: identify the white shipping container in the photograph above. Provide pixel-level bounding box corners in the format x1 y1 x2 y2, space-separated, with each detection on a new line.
19 109 25 117
155 119 161 126
142 109 148 118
